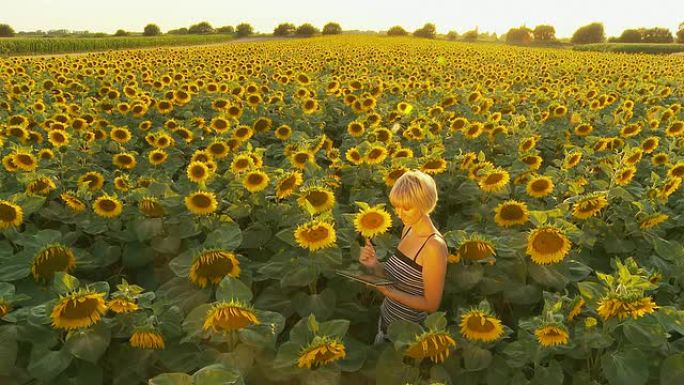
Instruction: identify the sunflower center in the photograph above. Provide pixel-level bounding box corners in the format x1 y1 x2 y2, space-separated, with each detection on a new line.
294 153 310 164
302 226 330 242
34 246 74 279
248 173 264 185
191 165 207 178
484 172 504 185
191 194 212 208
196 253 233 280
0 204 17 221
500 204 524 220
98 199 117 212
423 160 444 170
306 191 330 207
466 315 495 333
531 179 550 192
360 212 384 229
532 230 564 254
16 154 34 166
60 296 102 320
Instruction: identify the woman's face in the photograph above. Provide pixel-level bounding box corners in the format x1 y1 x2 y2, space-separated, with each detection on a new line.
392 202 422 226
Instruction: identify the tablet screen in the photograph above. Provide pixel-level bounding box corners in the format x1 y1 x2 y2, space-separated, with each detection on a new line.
335 270 395 286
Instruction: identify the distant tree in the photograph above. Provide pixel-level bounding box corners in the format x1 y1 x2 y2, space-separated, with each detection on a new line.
640 27 673 43
143 24 161 37
617 29 642 43
413 23 436 38
188 21 215 34
295 23 319 37
533 24 556 42
273 23 296 36
506 26 533 45
114 29 129 37
168 27 188 35
217 26 234 34
0 24 16 37
571 22 605 44
462 29 479 42
678 22 684 43
322 22 342 35
387 25 408 36
446 30 459 41
236 23 253 38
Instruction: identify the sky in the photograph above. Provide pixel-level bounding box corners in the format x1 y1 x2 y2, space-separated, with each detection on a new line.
3 0 683 38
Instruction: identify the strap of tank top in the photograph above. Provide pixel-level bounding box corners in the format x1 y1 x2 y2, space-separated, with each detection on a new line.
412 233 436 261
401 226 412 240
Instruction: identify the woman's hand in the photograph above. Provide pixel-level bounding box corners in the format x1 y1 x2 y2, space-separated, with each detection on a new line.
358 237 379 269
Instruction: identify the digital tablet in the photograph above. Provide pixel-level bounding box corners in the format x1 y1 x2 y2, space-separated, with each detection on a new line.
335 270 396 287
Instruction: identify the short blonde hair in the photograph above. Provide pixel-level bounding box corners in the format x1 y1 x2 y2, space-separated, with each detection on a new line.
389 170 438 214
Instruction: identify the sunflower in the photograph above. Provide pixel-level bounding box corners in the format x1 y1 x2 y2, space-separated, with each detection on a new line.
526 175 554 198
207 140 230 159
665 121 683 137
302 98 319 114
50 289 107 330
365 145 388 165
153 133 175 149
639 213 668 229
526 227 572 265
294 219 337 251
275 171 304 199
157 100 173 114
78 171 105 191
667 162 684 180
596 296 658 321
233 125 254 142
347 121 365 137
459 309 504 342
641 136 659 153
571 193 608 219
210 117 231 134
130 328 165 350
562 152 582 169
615 166 636 186
12 150 38 172
478 168 510 192
184 191 218 216
518 136 539 152
290 150 314 169
38 148 55 161
138 197 165 218
420 158 448 175
345 147 364 166
31 244 77 282
189 249 241 288
567 297 585 321
93 195 124 218
60 192 86 213
48 130 70 147
0 200 23 230
493 200 529 227
534 324 569 347
187 161 211 183
2 155 18 172
297 186 335 214
574 123 593 136
454 235 496 261
148 149 168 166
275 124 293 140
353 205 392 238
658 177 682 199
0 301 12 317
203 300 260 333
404 331 456 364
112 152 137 170
230 154 254 174
107 297 139 313
110 127 132 144
297 336 346 369
27 176 57 195
243 170 270 192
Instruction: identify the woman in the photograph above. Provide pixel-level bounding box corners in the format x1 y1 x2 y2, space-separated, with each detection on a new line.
358 170 449 344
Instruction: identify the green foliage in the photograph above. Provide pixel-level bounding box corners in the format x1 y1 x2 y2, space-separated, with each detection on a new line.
188 22 215 35
413 23 436 39
273 23 295 37
143 23 161 37
322 22 342 35
571 22 605 44
618 29 643 43
216 25 234 34
462 29 479 41
573 43 684 54
533 24 556 42
386 25 408 36
0 24 15 38
235 23 253 38
295 23 319 38
114 29 129 37
446 30 458 41
506 26 533 45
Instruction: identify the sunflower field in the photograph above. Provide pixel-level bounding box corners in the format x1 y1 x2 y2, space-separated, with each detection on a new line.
0 35 684 385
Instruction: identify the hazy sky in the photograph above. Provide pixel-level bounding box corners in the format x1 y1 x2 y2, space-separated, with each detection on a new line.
4 0 683 38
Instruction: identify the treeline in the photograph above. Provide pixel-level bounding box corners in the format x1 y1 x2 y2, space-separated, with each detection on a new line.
1 21 683 45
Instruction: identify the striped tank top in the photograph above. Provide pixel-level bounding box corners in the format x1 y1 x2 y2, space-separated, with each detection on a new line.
379 226 442 333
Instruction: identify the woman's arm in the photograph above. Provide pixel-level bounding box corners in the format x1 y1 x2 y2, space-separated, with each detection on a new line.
372 261 387 277
377 237 448 312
